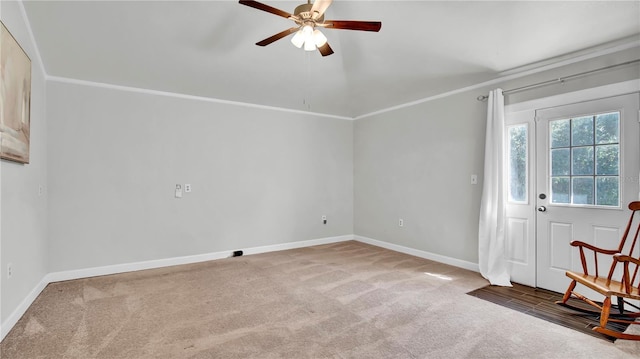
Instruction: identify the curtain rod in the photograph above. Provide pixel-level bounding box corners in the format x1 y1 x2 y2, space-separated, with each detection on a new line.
476 58 640 101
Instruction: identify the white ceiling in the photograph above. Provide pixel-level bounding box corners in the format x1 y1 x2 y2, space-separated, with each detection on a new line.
22 0 640 118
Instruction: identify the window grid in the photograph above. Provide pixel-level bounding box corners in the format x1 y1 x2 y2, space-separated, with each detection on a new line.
549 112 620 207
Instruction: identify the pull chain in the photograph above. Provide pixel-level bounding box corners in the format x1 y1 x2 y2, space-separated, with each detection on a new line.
302 51 312 111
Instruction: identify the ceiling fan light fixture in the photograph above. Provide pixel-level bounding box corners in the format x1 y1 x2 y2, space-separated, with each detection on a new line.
301 24 316 51
291 29 305 48
304 38 316 51
312 29 327 47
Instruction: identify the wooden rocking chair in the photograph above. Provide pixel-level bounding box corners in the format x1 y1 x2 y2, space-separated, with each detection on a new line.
556 201 640 340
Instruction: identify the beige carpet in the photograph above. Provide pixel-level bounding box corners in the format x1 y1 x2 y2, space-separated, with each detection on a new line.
1 241 639 358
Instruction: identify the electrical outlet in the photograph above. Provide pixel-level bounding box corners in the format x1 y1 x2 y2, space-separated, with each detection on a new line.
471 174 478 185
398 219 404 227
185 184 191 193
7 263 13 279
175 184 183 198
322 215 327 224
38 184 44 196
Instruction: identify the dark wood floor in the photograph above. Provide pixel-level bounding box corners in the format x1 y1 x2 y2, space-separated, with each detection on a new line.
467 283 631 342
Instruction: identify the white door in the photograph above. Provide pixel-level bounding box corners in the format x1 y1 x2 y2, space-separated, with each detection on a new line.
534 93 640 293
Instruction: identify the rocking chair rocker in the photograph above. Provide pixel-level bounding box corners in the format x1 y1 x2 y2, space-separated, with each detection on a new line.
556 201 640 340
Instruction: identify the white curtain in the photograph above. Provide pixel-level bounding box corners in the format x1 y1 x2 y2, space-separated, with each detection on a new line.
478 89 512 287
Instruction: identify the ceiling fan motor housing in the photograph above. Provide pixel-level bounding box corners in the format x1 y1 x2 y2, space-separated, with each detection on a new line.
294 3 324 23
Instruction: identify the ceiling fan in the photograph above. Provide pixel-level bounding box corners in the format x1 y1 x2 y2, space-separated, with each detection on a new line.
239 0 382 56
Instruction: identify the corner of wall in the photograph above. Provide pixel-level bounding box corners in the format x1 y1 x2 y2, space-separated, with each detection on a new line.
0 0 49 342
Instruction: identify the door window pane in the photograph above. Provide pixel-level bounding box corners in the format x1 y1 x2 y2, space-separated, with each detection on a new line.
551 149 570 176
551 177 570 204
548 112 620 207
571 116 594 146
595 112 619 144
596 145 619 175
508 124 528 203
572 147 594 175
550 120 570 148
572 177 594 205
596 177 619 206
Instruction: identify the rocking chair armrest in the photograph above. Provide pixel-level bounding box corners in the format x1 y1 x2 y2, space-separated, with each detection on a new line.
614 253 640 266
569 240 619 255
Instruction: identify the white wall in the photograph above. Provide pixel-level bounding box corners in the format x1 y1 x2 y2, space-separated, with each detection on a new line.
46 82 353 272
0 1 48 327
354 48 640 264
354 94 485 262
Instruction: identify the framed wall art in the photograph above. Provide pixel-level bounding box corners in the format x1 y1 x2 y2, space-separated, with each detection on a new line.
1 20 31 164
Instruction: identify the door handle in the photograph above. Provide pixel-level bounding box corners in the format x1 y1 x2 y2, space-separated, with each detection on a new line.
537 206 547 212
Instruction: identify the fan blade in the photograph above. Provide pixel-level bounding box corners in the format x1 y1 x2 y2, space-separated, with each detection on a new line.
256 27 299 46
311 0 333 20
239 0 292 19
317 42 334 57
323 20 382 32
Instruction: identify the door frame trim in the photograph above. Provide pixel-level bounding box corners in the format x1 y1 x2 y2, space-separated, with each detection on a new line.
504 79 640 289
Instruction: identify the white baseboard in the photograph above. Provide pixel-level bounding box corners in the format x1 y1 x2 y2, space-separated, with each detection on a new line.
0 234 354 341
354 235 480 272
240 234 355 255
1 275 49 341
1 234 480 341
46 234 355 284
45 251 231 284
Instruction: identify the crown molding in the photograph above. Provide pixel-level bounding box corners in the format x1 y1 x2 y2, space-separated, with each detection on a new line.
355 39 640 120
